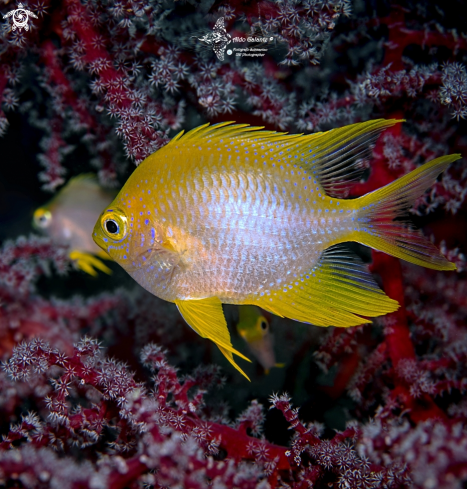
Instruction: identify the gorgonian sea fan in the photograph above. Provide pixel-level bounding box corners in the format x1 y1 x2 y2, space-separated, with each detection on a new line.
0 0 466 488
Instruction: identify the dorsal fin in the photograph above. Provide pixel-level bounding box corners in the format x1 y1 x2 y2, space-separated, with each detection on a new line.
165 119 402 198
165 121 301 148
299 119 403 198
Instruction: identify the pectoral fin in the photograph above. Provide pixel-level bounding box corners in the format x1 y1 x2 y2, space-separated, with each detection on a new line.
175 297 251 380
125 240 181 280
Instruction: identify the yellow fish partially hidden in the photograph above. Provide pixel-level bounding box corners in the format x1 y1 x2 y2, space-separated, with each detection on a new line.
237 305 284 374
92 120 460 380
33 174 116 276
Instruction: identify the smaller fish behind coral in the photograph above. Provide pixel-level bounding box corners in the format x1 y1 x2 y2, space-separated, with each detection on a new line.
236 305 284 374
33 174 116 276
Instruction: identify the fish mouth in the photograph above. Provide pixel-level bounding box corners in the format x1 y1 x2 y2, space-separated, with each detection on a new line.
92 219 109 254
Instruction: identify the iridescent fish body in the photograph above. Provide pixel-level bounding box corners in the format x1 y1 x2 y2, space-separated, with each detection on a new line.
93 120 460 379
236 305 283 374
34 174 116 276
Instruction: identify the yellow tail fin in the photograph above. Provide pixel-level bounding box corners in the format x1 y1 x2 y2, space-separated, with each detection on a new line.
354 154 462 270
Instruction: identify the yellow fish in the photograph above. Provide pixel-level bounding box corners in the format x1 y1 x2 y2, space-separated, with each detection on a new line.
92 120 460 380
236 305 284 374
33 174 115 276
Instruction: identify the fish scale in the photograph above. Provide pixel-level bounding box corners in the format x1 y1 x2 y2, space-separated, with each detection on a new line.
93 120 460 379
136 158 346 296
160 162 301 297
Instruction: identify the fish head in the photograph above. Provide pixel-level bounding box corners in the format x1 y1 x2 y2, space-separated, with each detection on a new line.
92 205 130 264
250 314 270 342
33 207 52 231
33 174 117 253
237 307 277 371
237 306 270 343
93 200 178 295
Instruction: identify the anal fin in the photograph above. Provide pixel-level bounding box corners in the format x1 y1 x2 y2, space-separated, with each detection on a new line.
175 297 251 380
252 245 399 327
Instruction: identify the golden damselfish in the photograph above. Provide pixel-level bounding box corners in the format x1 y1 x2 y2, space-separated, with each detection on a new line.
93 120 460 380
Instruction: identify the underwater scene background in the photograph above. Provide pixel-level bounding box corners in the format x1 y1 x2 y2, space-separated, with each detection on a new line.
0 0 467 487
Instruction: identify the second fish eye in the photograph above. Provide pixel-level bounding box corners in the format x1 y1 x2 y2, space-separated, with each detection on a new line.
33 209 52 228
105 219 119 234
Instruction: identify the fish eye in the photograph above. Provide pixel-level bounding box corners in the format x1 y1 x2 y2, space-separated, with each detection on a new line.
260 319 268 331
105 219 119 234
33 209 52 229
100 208 128 241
